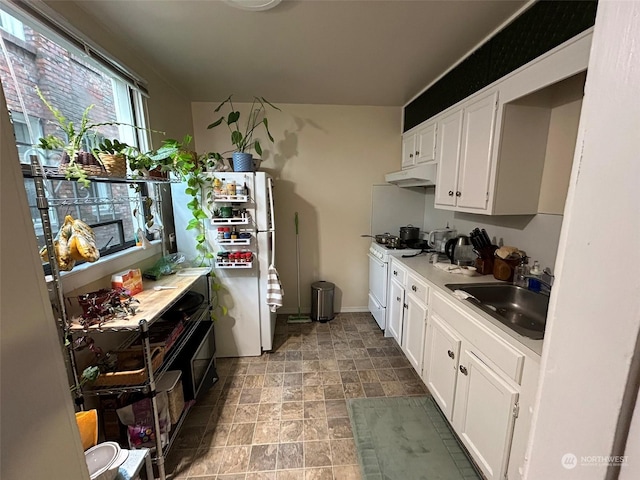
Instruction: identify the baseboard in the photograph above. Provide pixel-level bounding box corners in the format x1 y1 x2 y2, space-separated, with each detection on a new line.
277 307 370 315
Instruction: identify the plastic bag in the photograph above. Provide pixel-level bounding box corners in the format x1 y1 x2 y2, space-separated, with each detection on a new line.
116 392 170 449
142 252 187 280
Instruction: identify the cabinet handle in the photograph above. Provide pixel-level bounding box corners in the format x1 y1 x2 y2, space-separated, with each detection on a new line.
415 150 420 155
459 365 468 375
447 350 455 359
411 285 417 292
409 153 414 158
393 270 397 276
396 296 401 302
448 190 454 196
456 191 461 197
403 303 408 309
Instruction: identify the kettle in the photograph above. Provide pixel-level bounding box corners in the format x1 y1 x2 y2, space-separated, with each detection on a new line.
445 235 476 265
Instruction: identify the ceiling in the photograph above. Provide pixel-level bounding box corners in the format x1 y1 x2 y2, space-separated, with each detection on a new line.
70 0 529 106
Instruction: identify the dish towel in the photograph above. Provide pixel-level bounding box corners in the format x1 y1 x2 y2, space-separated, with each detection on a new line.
267 264 284 312
434 262 464 273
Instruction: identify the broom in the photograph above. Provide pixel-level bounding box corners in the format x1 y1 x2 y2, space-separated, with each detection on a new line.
288 212 312 324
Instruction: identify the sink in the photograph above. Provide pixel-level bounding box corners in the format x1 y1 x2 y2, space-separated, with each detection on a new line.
445 283 548 340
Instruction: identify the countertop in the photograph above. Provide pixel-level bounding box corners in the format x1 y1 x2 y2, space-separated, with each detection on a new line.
395 255 544 357
68 269 209 332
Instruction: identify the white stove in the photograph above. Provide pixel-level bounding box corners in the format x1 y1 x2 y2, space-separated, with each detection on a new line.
368 242 422 331
368 241 422 261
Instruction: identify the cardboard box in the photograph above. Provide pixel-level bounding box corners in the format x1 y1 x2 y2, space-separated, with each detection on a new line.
111 268 143 296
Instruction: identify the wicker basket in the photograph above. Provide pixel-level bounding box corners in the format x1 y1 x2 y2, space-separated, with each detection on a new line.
58 163 106 177
98 153 128 178
58 151 107 177
93 346 165 387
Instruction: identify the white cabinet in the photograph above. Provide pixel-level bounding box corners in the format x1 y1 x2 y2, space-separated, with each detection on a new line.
435 90 498 212
453 348 519 480
402 120 436 169
426 290 523 480
434 109 463 206
423 315 461 420
402 292 427 373
387 278 405 345
386 260 429 374
401 272 429 373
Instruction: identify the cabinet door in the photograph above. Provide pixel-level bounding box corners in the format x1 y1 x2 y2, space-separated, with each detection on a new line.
415 121 436 164
456 91 498 211
434 109 463 207
387 279 405 346
453 348 519 480
402 294 427 374
423 315 461 420
401 133 416 169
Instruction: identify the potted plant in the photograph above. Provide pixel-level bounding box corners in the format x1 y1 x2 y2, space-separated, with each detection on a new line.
36 87 106 187
37 87 163 184
207 95 280 172
92 138 130 177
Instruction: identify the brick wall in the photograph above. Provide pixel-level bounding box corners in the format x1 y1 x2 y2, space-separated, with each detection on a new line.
0 26 135 243
0 26 118 145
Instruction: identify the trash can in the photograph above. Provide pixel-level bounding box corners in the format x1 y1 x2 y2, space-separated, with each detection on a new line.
311 281 335 322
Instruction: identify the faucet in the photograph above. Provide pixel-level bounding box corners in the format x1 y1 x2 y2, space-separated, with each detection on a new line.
524 267 554 295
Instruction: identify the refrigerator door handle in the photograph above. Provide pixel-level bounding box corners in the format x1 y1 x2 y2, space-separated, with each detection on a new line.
267 177 276 262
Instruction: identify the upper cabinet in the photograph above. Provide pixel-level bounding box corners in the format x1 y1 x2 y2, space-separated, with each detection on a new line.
401 30 592 215
401 120 436 169
435 91 497 211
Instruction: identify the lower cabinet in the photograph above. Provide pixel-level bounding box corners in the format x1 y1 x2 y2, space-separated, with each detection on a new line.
452 348 519 480
387 259 429 375
424 290 526 480
402 292 427 373
387 278 405 344
423 315 461 419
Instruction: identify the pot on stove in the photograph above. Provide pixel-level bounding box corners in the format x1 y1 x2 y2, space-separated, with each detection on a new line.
399 225 420 242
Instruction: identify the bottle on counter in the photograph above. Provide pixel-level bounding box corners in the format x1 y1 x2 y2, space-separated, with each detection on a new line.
513 257 529 288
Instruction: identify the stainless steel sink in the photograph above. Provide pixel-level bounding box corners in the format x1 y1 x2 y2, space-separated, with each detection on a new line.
445 283 548 340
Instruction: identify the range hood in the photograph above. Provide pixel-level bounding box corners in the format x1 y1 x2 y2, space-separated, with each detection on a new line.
385 163 437 187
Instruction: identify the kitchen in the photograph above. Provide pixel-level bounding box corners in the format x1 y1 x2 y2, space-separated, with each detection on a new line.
1 1 639 480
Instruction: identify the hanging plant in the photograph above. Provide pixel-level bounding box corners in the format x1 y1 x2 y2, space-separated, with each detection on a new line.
149 135 227 319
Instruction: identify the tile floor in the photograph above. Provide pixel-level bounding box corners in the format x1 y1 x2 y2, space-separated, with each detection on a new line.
165 312 429 479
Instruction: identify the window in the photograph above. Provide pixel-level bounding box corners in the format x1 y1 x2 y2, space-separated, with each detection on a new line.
0 6 153 267
0 10 25 40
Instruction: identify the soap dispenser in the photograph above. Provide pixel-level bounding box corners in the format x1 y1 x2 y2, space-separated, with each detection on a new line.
528 261 542 292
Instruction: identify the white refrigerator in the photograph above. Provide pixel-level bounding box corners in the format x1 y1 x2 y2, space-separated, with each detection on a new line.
172 171 277 357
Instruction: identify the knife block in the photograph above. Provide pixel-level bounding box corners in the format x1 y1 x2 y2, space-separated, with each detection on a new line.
475 256 494 275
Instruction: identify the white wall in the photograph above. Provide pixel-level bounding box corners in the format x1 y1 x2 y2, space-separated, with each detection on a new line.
0 88 87 480
191 102 401 312
45 2 194 142
423 190 563 270
525 1 640 478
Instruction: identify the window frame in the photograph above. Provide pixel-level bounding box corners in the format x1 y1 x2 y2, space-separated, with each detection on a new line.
0 2 162 279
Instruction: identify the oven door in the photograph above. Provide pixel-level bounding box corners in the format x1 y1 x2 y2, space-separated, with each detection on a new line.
368 252 388 308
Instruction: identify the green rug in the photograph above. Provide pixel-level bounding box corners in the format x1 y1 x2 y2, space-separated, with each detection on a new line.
347 396 481 480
